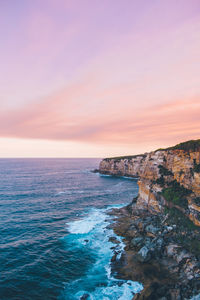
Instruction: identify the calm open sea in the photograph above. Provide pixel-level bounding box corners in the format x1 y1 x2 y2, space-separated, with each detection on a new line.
0 158 142 300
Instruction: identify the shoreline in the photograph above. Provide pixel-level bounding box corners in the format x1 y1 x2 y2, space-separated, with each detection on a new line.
107 202 200 299
98 139 200 299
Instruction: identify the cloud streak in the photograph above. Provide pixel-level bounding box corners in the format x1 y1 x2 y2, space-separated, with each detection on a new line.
1 91 199 147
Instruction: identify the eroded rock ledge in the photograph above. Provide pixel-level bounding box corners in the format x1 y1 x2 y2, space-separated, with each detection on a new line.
99 139 200 299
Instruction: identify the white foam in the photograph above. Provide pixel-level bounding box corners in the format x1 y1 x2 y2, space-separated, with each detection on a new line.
99 174 138 180
67 209 107 234
64 206 143 299
80 280 143 300
56 189 85 196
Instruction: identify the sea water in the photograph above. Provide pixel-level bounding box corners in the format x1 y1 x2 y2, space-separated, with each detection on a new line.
0 158 142 299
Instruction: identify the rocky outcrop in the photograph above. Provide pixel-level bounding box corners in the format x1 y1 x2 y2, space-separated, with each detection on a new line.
99 140 200 226
108 203 200 299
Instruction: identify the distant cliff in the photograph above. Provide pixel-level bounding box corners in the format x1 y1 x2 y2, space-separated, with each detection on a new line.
99 139 200 226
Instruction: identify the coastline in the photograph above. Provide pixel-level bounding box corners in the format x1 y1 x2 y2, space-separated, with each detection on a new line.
107 200 200 299
97 139 200 299
66 204 144 300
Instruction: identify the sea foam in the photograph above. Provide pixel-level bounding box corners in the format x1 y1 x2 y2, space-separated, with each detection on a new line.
64 207 143 300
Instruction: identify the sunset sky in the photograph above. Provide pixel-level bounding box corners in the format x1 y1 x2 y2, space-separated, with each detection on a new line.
1 0 200 157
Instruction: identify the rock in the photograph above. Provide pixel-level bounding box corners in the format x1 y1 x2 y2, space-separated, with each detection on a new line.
165 244 180 257
101 139 200 299
80 293 89 300
133 282 169 300
99 140 200 226
91 169 99 173
145 224 160 235
169 288 181 300
131 236 144 248
191 293 200 300
155 237 164 250
144 237 153 248
109 236 120 244
135 219 145 231
136 246 151 262
111 252 118 262
176 249 190 263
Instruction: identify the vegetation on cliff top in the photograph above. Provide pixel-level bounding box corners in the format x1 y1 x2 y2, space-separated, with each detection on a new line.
104 154 146 161
157 139 200 152
104 139 200 161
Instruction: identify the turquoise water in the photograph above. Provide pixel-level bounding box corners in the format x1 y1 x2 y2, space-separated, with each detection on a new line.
0 158 142 299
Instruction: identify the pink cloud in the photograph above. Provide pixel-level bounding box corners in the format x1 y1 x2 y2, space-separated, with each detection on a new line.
0 87 199 148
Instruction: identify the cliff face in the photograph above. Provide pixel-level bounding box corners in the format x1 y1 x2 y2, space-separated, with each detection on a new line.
99 140 200 226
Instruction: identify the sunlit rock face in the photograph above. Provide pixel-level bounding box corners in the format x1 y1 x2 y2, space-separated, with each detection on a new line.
99 140 200 226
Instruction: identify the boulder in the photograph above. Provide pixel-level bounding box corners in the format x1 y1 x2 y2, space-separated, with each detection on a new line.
136 246 151 262
80 293 89 300
145 224 160 235
131 236 144 248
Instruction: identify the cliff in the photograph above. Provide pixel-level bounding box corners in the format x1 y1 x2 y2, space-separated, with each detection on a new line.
100 140 200 299
99 139 200 226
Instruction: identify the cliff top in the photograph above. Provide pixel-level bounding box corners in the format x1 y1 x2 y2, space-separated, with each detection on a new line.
104 139 200 161
158 139 200 152
104 153 146 161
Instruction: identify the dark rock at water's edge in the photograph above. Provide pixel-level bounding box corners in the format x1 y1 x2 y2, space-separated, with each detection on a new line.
80 293 90 300
91 169 99 173
108 205 200 299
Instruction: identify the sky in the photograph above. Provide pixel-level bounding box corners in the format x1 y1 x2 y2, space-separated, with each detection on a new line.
0 0 200 157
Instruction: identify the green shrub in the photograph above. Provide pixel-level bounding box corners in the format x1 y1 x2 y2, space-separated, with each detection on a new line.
155 176 165 186
104 154 146 161
164 207 200 257
194 197 200 205
168 139 200 152
158 165 173 176
156 139 200 152
194 163 200 173
164 207 197 231
162 180 191 209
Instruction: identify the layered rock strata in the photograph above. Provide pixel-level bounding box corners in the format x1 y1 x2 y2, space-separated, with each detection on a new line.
99 140 200 226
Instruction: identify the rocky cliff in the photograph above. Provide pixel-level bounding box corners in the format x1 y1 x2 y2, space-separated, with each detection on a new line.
99 139 200 226
100 140 200 299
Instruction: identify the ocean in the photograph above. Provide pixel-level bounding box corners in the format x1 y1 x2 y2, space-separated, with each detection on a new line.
0 158 142 300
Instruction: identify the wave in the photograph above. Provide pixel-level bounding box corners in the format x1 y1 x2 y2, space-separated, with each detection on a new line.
63 207 143 300
99 174 138 180
55 182 137 197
